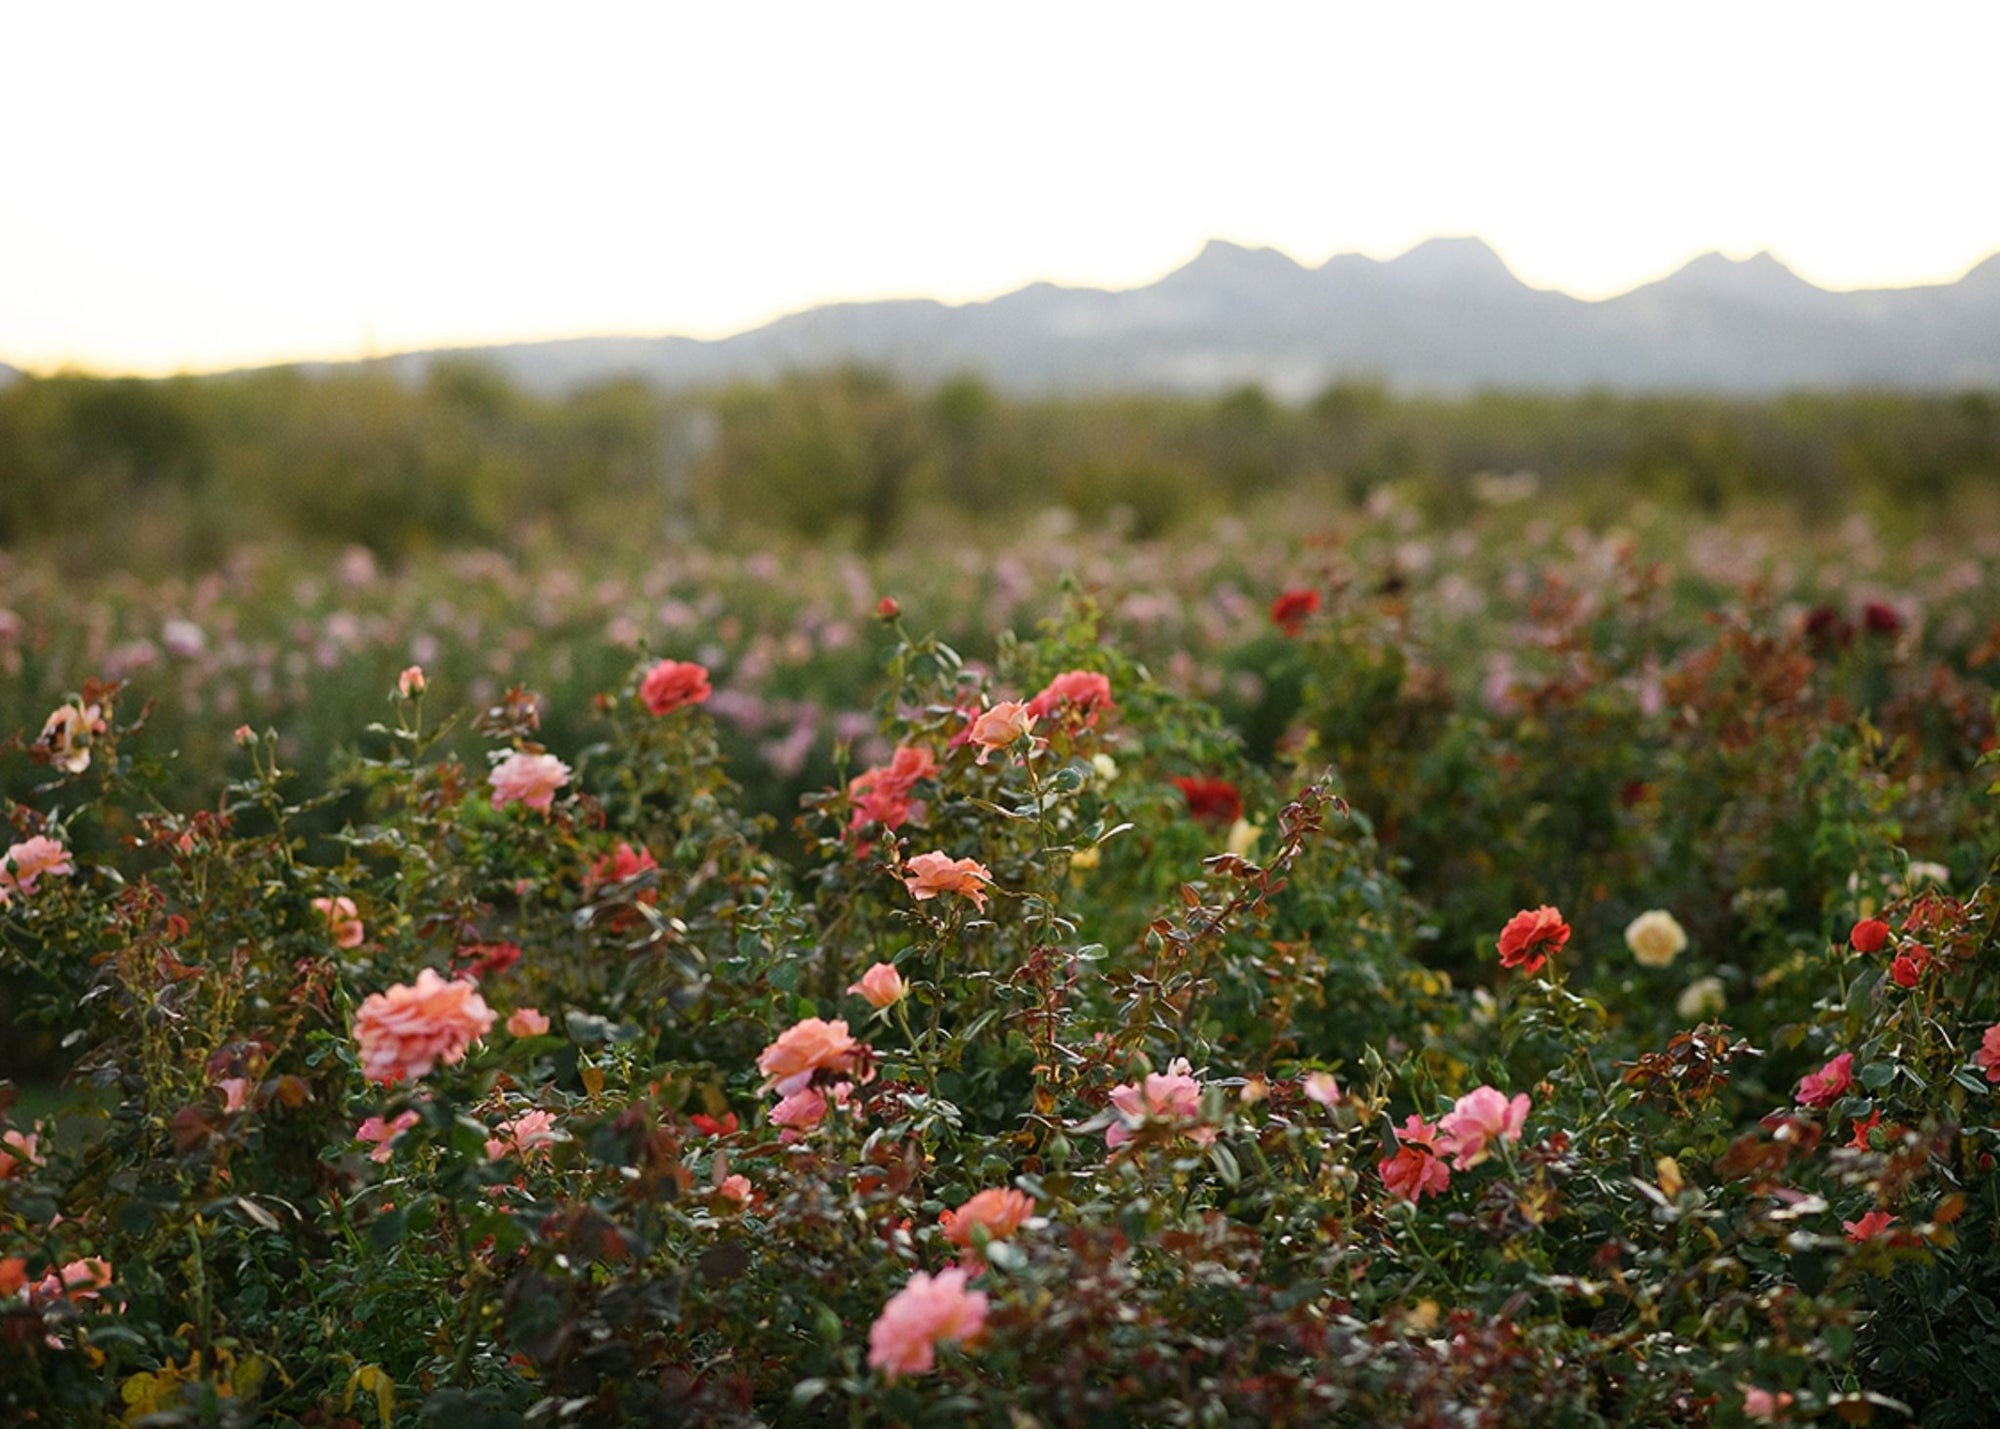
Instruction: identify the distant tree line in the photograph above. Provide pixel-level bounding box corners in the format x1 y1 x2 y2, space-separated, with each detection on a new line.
3 362 1996 568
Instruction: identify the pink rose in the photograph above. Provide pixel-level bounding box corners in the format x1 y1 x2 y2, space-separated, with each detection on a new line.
356 1109 421 1163
965 701 1034 765
1024 670 1114 726
1105 1059 1211 1149
940 1188 1034 1253
902 851 994 912
217 1078 251 1113
0 1128 43 1179
1378 1113 1451 1202
352 968 496 1084
866 1267 987 1381
506 1007 551 1037
1301 1072 1342 1107
718 1173 752 1205
1977 1023 2000 1084
484 1109 560 1162
848 962 908 1009
312 895 366 949
488 751 571 813
638 659 712 715
1437 1085 1531 1169
397 665 427 698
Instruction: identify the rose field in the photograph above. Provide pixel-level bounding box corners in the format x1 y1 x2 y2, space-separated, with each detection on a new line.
5 471 2000 1424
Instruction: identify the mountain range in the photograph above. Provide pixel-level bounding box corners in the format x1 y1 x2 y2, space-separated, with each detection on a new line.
33 239 2000 397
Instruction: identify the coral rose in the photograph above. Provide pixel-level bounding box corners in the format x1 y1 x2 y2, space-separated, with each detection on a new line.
848 962 908 1009
1977 1023 2000 1084
488 751 571 813
1496 905 1570 975
0 1128 43 1179
352 968 496 1084
356 1110 420 1163
312 895 366 949
940 1188 1034 1253
485 1108 561 1162
965 701 1034 765
506 1007 551 1037
756 1017 860 1095
1795 1051 1854 1109
1624 909 1687 968
847 745 937 834
902 851 994 912
638 658 712 714
1378 1113 1451 1201
1024 670 1114 726
1843 1209 1896 1242
866 1267 988 1381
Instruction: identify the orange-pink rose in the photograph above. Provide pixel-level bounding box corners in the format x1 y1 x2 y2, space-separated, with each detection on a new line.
848 962 908 1008
0 1128 42 1179
867 1267 988 1381
312 895 365 949
902 851 994 912
965 701 1034 765
638 658 712 714
756 1017 860 1095
356 1110 421 1163
2 836 74 897
352 968 495 1084
485 1108 560 1162
506 1007 551 1037
940 1188 1034 1252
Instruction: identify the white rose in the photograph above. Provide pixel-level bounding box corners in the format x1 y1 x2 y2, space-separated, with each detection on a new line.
1625 909 1689 968
1676 975 1726 1020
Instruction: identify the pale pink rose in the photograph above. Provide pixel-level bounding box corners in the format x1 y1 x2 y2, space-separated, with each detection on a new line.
965 701 1035 765
352 968 496 1084
848 962 908 1009
488 751 571 813
312 895 366 949
356 1110 421 1163
233 724 256 747
902 851 994 912
718 1173 752 1205
506 1007 551 1037
1741 1386 1795 1421
1301 1072 1342 1107
0 1128 43 1179
1105 1058 1212 1149
217 1078 251 1113
398 665 427 698
756 1017 860 1095
2 836 74 896
1437 1085 1531 1169
484 1109 560 1162
638 658 712 714
866 1267 988 1381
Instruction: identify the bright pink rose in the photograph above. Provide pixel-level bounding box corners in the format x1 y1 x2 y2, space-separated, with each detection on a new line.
965 701 1035 765
638 659 712 714
1025 670 1114 726
2 836 74 896
506 1007 551 1037
848 962 908 1009
312 895 365 949
1437 1085 1530 1169
756 1017 860 1095
902 851 994 912
487 751 571 813
1795 1051 1854 1109
357 1110 421 1163
866 1267 988 1381
352 968 495 1084
1105 1059 1212 1149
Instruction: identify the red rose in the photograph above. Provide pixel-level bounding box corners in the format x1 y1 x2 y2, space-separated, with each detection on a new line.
1496 905 1571 975
1848 918 1891 954
1270 588 1320 636
1172 776 1243 826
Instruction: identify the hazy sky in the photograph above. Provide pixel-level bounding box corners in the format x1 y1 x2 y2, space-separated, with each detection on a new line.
6 2 1998 375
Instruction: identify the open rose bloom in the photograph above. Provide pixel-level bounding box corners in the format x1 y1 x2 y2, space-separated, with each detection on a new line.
35 703 105 774
902 851 994 912
1497 904 1570 975
2 836 75 898
488 750 571 812
756 1017 861 1095
867 1267 988 1381
638 658 712 714
1437 1085 1531 1169
1378 1113 1451 1201
1105 1059 1214 1149
940 1187 1034 1257
965 701 1035 765
353 968 496 1083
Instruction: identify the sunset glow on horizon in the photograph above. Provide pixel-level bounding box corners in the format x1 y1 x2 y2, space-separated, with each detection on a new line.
6 1 1997 377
